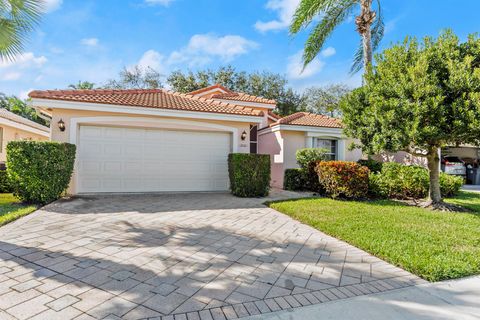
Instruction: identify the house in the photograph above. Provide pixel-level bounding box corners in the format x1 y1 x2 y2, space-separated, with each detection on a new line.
0 108 50 164
29 85 361 194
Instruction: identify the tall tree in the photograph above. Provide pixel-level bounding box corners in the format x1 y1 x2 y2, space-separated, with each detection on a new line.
104 66 163 89
290 0 383 73
68 81 96 90
167 66 305 116
340 30 480 208
303 84 350 117
0 0 43 61
0 93 48 126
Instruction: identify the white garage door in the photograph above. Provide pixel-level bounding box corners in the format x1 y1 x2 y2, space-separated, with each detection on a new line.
77 125 231 193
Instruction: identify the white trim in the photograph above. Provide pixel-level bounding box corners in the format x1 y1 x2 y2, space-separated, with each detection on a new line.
192 87 229 97
31 98 263 124
268 114 279 122
259 124 344 137
0 118 49 137
213 99 276 109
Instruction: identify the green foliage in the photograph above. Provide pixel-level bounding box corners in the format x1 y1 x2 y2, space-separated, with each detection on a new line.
303 84 350 117
0 170 12 193
369 162 463 199
68 81 95 90
296 148 328 169
0 0 42 60
357 158 383 173
0 94 48 126
316 161 369 199
228 153 270 197
167 66 306 116
440 173 464 198
284 168 307 191
7 141 76 204
290 0 384 72
104 66 163 89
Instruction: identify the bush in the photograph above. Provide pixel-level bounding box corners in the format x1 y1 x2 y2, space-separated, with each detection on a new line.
316 161 369 199
440 173 464 197
7 141 76 204
0 169 12 193
296 148 328 169
357 158 383 173
228 153 270 197
369 162 464 199
284 168 307 191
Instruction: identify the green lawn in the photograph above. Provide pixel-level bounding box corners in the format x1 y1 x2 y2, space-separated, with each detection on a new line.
269 191 480 282
0 194 37 226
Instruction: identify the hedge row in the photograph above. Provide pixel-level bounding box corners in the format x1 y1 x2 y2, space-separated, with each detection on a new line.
7 141 76 204
228 153 270 197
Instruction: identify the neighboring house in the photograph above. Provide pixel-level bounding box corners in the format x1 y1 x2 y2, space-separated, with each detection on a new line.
29 85 360 194
0 108 50 163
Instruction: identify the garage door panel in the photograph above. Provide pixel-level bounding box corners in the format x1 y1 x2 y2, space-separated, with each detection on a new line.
78 125 231 193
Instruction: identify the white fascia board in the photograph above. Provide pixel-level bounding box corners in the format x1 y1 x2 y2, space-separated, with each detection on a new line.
214 99 276 109
0 118 50 137
31 98 263 123
259 124 344 137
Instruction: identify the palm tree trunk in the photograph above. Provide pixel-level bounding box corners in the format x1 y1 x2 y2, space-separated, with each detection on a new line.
357 0 375 70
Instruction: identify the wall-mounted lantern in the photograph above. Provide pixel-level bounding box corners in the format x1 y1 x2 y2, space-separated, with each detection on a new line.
58 119 66 132
241 130 247 141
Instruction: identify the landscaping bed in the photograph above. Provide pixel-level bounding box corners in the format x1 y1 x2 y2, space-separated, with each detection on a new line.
0 193 37 226
269 191 480 282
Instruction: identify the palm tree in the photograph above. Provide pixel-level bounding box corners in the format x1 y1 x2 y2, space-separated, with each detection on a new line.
0 0 43 61
68 81 96 90
290 0 384 73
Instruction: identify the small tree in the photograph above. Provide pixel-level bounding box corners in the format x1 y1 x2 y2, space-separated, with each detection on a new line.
341 30 480 208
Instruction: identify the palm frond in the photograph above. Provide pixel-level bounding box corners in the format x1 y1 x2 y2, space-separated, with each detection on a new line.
0 0 43 61
302 0 356 68
290 0 336 34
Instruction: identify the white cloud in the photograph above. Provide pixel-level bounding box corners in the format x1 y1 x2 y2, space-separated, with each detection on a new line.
287 50 325 80
80 38 99 47
1 72 21 81
168 34 258 66
145 0 175 6
19 89 35 100
42 0 63 13
321 47 336 57
136 49 166 73
255 0 300 32
0 52 47 69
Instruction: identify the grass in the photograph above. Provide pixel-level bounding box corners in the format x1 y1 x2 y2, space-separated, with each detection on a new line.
269 191 480 282
0 193 37 226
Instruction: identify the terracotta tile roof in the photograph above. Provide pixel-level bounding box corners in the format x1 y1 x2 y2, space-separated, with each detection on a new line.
211 92 277 105
188 84 232 95
268 111 281 120
0 108 49 132
272 112 342 128
28 89 264 117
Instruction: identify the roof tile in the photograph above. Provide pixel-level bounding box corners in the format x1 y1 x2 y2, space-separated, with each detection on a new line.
273 112 342 128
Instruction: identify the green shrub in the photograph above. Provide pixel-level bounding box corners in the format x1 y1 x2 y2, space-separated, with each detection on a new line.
316 161 370 199
284 168 307 191
440 173 464 197
7 141 76 204
228 153 270 197
369 162 463 199
357 158 383 173
0 169 12 193
296 148 328 169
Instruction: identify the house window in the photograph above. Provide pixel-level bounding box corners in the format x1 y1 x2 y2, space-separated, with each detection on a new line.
315 139 337 160
250 125 258 154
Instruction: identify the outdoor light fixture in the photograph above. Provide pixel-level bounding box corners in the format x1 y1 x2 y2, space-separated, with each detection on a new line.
58 119 65 132
241 130 247 141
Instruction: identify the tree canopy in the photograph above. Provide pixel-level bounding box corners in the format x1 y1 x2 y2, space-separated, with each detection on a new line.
303 84 350 117
0 94 48 126
340 30 480 205
104 66 163 90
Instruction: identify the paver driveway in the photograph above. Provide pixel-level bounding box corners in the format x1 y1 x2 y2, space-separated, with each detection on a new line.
0 193 423 320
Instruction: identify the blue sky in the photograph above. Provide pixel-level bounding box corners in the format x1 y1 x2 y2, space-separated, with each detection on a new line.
1 0 480 98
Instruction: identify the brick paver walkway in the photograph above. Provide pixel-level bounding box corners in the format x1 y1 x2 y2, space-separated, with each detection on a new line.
0 193 425 319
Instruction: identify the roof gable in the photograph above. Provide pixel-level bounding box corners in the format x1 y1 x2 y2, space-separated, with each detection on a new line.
273 112 342 129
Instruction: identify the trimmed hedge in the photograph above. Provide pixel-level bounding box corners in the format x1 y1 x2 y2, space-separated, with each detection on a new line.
316 161 370 199
228 153 270 197
7 141 76 204
296 148 328 169
0 169 12 193
284 168 307 191
369 162 464 199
